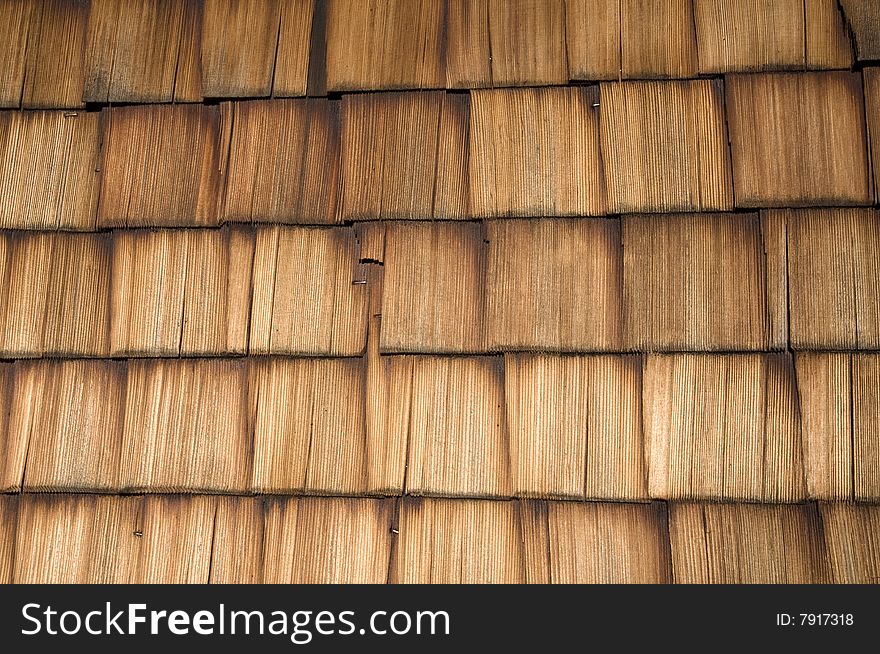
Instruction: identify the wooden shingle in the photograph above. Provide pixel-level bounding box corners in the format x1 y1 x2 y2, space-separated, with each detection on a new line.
392 356 511 498
485 218 623 352
565 0 619 81
504 354 647 500
694 0 805 72
549 502 671 583
325 0 445 92
0 232 110 357
209 497 265 583
22 0 88 109
854 354 880 501
600 79 733 213
819 503 880 584
469 87 605 217
249 225 367 356
726 72 872 207
380 222 487 353
110 228 254 356
865 68 880 203
786 209 880 349
0 495 16 584
393 498 525 583
0 110 100 230
0 0 34 108
221 99 339 224
84 0 201 103
98 104 222 227
262 498 393 583
272 0 315 97
250 358 367 494
805 0 853 69
839 0 880 61
644 354 806 502
13 360 125 492
118 360 251 493
619 0 698 79
446 0 492 88
623 213 786 351
668 503 829 583
340 91 468 220
0 364 21 492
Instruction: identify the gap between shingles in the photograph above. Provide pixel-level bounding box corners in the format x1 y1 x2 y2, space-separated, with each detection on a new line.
268 4 285 98
848 353 856 501
205 501 219 583
383 496 401 584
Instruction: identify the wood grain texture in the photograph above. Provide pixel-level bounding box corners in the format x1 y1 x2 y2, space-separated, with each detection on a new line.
325 0 445 91
865 68 880 203
805 0 854 69
600 79 733 213
565 0 620 80
819 502 880 583
726 72 872 207
98 104 222 227
668 502 830 583
0 0 34 107
0 110 100 230
201 0 280 97
272 0 315 97
853 354 880 501
485 218 623 351
380 222 487 353
222 99 339 224
839 0 880 61
644 354 806 502
469 87 605 217
0 495 16 584
119 360 251 493
786 209 880 349
0 232 110 357
22 0 88 108
623 213 784 351
549 502 671 583
694 0 805 72
13 360 125 492
250 357 367 494
504 354 647 500
0 364 21 492
485 0 567 87
84 0 201 103
249 225 368 356
446 0 492 87
620 0 697 78
393 498 525 583
394 356 511 498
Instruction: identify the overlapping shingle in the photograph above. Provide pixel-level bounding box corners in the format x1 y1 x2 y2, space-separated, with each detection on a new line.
820 503 880 583
644 354 806 502
0 110 100 230
623 213 785 351
726 72 872 207
98 104 222 227
619 0 698 78
600 79 733 213
469 87 605 217
0 0 35 108
805 0 853 68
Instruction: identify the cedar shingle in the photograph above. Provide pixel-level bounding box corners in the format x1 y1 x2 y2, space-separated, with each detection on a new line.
600 79 733 213
110 228 254 356
119 360 251 493
210 497 265 583
819 503 880 583
853 354 880 501
839 0 880 61
669 502 830 583
446 0 492 88
393 356 511 498
84 0 201 103
380 222 487 353
221 99 339 224
340 91 465 220
0 364 21 492
22 0 88 108
504 354 647 500
865 68 880 203
485 218 623 352
250 357 367 494
565 0 618 81
135 495 216 583
249 225 367 356
623 213 785 351
393 498 524 583
469 87 605 217
786 209 880 349
201 0 280 97
98 104 222 227
272 0 315 97
0 0 33 108
325 0 445 91
620 0 697 78
0 495 16 584
0 232 110 357
644 354 806 502
726 72 872 207
694 0 805 72
14 360 125 492
434 93 472 218
262 497 393 583
0 110 100 230
805 0 854 69
549 502 671 583
485 0 567 87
